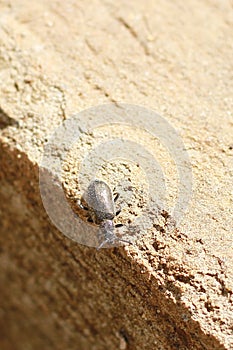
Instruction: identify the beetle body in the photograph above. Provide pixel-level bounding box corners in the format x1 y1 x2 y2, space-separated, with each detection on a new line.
82 180 115 224
78 179 130 249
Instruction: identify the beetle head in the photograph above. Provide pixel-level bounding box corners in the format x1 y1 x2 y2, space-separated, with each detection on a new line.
97 220 131 249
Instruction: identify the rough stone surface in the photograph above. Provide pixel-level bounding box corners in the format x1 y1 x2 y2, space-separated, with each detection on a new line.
0 1 232 349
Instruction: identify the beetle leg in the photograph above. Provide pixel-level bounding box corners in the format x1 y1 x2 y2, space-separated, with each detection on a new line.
115 209 121 216
113 192 120 202
76 198 96 223
115 223 123 227
87 217 94 223
76 198 89 211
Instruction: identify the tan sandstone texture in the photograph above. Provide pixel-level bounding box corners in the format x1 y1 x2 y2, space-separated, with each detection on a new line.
0 1 232 349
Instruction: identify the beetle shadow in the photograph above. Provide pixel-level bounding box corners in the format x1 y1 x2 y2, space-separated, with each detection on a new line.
0 107 19 129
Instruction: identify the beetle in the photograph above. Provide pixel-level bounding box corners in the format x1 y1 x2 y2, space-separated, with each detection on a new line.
77 179 130 249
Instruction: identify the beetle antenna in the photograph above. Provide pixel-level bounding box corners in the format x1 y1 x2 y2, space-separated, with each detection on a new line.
97 239 109 250
97 237 132 250
118 238 132 245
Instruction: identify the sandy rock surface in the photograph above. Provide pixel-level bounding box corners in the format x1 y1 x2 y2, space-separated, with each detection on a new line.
0 1 232 349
